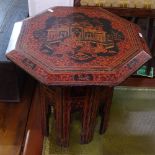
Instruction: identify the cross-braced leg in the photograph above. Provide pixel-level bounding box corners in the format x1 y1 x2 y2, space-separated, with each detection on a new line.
55 87 71 147
100 87 114 134
40 84 49 136
81 87 101 144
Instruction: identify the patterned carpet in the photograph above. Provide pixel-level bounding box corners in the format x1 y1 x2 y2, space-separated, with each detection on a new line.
42 87 155 155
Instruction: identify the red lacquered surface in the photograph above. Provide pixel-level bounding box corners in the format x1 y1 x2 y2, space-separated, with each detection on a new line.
6 7 151 86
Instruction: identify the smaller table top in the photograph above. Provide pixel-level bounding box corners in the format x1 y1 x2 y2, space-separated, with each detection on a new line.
6 7 151 86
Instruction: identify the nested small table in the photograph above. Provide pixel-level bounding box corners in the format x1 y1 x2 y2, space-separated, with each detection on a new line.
6 7 151 147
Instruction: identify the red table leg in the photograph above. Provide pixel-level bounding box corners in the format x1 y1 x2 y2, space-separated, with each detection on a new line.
40 85 49 136
40 86 71 147
100 87 114 134
81 87 101 144
55 87 71 147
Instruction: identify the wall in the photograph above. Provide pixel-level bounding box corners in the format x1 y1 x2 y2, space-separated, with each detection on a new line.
28 0 74 16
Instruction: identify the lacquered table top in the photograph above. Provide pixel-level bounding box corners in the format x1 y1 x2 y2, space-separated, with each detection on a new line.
6 7 151 86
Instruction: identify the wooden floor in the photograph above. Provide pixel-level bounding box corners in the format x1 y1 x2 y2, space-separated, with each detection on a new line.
0 76 43 155
0 76 155 155
22 80 43 155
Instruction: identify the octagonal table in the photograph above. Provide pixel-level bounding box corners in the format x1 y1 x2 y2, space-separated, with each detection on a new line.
6 7 151 147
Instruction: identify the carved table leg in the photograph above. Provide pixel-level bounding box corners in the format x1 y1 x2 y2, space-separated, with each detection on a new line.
40 84 49 136
40 85 114 146
81 87 101 144
100 87 114 134
55 87 71 147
